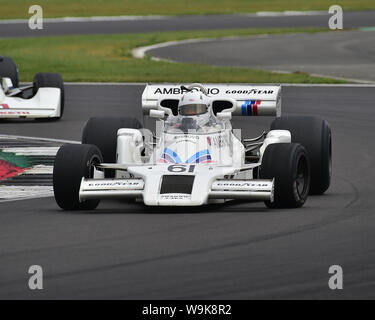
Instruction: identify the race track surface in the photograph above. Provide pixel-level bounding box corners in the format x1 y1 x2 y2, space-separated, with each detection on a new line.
148 30 375 82
1 84 375 299
1 11 375 38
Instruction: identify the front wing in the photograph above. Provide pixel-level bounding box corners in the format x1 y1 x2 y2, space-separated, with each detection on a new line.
79 164 274 206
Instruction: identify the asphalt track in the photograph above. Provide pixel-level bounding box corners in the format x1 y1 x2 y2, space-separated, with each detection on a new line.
1 84 375 299
148 30 375 82
1 11 375 38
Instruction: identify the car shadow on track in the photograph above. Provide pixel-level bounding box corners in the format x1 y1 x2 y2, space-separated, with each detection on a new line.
54 199 271 215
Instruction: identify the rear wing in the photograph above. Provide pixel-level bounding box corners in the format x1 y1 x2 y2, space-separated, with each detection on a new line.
142 84 281 117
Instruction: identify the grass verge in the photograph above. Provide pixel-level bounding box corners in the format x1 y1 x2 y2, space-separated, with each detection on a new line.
1 28 345 83
1 0 374 18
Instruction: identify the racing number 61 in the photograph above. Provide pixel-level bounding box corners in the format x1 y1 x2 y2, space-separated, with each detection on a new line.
167 165 195 173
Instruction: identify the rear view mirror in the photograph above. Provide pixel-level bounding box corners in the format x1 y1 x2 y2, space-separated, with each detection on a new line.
150 109 165 119
216 112 232 120
2 77 13 93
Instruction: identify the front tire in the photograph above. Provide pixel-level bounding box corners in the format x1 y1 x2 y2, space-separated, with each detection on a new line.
260 143 310 208
53 144 102 210
33 73 65 119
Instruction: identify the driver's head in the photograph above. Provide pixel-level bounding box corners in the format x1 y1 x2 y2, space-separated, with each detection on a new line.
178 90 208 116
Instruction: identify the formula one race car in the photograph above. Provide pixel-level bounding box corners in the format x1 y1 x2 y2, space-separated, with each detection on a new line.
53 83 331 209
0 55 64 119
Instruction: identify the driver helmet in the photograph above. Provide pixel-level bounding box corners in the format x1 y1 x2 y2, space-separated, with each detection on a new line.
178 90 209 116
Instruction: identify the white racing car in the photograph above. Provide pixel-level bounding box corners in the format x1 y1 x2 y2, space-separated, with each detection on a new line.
0 55 64 119
53 83 331 209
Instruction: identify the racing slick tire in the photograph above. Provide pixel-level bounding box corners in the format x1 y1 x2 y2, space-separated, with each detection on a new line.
0 56 19 88
53 144 102 210
260 143 310 208
82 116 142 161
33 73 65 119
271 116 332 195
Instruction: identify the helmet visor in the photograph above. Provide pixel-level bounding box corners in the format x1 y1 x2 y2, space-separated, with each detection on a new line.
179 104 207 116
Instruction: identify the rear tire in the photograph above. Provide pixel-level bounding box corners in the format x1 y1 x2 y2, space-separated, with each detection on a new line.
271 116 331 195
53 144 102 210
0 56 19 88
82 116 142 164
260 143 310 208
33 73 65 119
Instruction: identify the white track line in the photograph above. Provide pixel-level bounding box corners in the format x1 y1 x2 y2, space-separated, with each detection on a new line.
0 186 53 202
0 11 327 24
132 36 375 85
131 35 271 59
64 82 375 87
0 15 170 24
1 147 60 156
0 194 53 203
65 82 148 86
310 73 375 84
281 83 375 87
20 82 375 87
253 11 325 17
20 82 147 86
0 134 79 144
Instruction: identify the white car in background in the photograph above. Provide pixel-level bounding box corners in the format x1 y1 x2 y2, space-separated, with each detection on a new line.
53 83 331 210
0 55 64 120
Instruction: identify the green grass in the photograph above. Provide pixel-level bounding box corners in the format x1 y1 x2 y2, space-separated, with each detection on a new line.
0 28 345 83
1 0 374 18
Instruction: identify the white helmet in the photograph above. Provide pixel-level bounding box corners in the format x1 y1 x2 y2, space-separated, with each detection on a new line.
178 90 209 116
